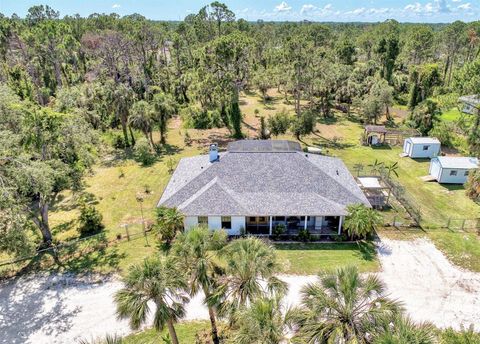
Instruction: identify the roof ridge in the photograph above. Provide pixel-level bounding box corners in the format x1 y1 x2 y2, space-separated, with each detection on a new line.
158 153 228 205
298 152 369 205
178 177 218 210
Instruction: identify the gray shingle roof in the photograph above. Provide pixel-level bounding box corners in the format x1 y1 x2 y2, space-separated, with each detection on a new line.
158 142 370 216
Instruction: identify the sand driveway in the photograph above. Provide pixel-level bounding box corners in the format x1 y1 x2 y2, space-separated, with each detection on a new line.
0 238 479 343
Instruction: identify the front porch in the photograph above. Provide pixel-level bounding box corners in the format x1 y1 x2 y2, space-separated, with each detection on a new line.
245 215 343 236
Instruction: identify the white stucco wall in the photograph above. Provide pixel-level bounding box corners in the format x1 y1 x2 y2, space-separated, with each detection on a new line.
230 216 245 235
208 216 222 230
184 216 198 230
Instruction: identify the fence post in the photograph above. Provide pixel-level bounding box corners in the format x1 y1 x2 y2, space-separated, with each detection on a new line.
446 217 451 229
461 219 466 231
125 225 130 241
392 215 397 228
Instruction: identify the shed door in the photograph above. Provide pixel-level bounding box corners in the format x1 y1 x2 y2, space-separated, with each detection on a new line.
405 141 412 155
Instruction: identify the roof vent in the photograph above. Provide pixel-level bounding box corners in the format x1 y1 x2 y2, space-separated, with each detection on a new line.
209 143 219 163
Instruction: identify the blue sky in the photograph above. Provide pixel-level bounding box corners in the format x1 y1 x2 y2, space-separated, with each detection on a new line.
0 0 478 22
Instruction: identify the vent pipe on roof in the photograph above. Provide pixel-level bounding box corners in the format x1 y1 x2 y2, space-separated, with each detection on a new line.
209 143 219 162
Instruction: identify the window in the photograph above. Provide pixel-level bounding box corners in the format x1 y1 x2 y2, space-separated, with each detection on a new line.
465 170 470 176
450 170 457 176
198 216 208 226
423 145 429 151
258 217 267 223
248 217 256 223
273 216 286 222
221 216 231 229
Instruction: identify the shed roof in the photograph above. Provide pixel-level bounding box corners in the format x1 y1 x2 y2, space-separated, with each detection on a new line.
158 141 370 216
365 125 387 133
436 156 479 169
459 95 480 106
407 137 440 144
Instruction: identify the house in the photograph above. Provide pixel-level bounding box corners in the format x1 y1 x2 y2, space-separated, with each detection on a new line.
158 140 370 236
403 137 441 158
459 95 480 115
429 156 479 184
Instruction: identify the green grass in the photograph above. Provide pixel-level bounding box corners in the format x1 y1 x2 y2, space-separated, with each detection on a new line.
440 107 462 122
124 321 210 344
428 231 480 272
275 241 380 275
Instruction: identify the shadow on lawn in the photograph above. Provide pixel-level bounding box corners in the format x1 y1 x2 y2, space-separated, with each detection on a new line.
274 241 377 262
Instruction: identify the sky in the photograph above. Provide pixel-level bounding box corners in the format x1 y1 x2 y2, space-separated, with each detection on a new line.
0 0 479 23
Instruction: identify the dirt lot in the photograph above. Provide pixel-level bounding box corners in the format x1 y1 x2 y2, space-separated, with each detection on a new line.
377 238 480 330
1 238 479 343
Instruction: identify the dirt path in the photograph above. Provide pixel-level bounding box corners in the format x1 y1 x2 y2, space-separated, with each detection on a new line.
1 239 479 343
377 238 480 330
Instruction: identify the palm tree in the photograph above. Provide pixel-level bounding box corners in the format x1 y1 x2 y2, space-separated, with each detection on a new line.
114 256 189 344
152 92 176 145
230 297 293 344
344 204 383 240
369 314 436 344
130 100 155 151
384 161 399 178
292 266 402 344
111 83 135 147
155 206 185 247
171 226 227 344
368 159 384 175
215 237 287 322
353 163 365 176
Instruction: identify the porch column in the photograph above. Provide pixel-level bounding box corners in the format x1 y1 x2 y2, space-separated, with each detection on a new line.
338 216 343 235
269 216 273 235
304 216 308 230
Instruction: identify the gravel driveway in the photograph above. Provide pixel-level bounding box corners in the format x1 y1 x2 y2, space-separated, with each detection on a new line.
1 238 479 343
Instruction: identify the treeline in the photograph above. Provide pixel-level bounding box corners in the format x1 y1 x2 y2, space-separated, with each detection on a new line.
0 3 480 254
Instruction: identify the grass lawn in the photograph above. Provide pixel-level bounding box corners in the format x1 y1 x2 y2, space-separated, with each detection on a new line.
440 107 462 122
275 241 380 275
124 321 210 344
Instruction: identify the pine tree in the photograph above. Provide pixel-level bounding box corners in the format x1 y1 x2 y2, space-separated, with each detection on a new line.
229 102 243 139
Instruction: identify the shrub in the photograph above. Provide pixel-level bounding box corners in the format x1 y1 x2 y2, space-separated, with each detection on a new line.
429 122 454 147
113 134 126 149
78 204 104 236
272 223 286 240
184 130 192 146
297 229 311 242
465 169 480 202
134 138 156 166
181 105 222 129
267 109 291 137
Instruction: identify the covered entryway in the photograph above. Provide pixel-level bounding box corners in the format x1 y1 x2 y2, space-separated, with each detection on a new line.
246 216 270 235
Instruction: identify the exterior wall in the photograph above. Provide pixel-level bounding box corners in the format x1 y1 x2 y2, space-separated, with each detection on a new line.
184 216 198 230
410 143 441 158
429 159 442 180
438 168 471 184
230 216 245 235
208 216 222 230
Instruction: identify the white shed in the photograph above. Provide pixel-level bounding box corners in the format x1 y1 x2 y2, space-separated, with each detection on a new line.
403 137 441 158
429 157 479 184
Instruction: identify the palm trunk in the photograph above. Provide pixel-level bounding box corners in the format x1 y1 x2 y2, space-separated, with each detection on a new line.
129 125 136 146
204 288 220 344
166 319 179 344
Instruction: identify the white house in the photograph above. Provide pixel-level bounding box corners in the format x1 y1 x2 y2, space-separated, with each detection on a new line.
158 140 370 236
429 156 479 184
403 137 441 158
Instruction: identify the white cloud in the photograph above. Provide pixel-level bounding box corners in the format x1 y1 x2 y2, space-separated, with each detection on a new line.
112 4 121 9
458 2 471 9
452 0 462 2
346 7 366 15
300 4 316 14
275 1 292 12
403 0 451 15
